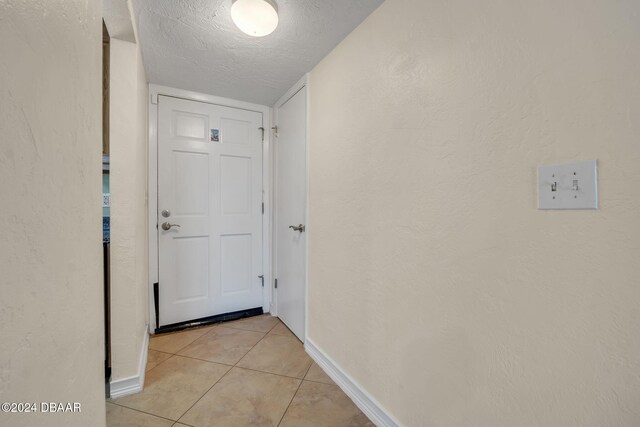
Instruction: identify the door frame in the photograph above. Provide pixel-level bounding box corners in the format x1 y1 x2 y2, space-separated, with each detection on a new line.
148 84 273 333
272 74 310 341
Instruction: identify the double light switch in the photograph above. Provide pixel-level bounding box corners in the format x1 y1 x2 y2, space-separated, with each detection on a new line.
538 160 598 210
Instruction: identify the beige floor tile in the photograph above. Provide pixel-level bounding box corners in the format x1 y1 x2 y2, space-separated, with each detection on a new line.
106 402 173 427
237 334 311 378
146 350 173 372
304 362 335 385
279 381 374 427
268 321 296 338
223 314 279 333
114 356 230 421
178 326 264 365
179 367 301 427
149 326 215 354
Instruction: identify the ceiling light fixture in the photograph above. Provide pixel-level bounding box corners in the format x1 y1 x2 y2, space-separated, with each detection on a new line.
231 0 279 37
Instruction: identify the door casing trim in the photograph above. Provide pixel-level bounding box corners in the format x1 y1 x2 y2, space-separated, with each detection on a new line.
148 84 273 333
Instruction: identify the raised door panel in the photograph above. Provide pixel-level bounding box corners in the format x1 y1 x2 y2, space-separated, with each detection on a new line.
220 155 252 216
220 117 252 145
175 236 210 302
174 151 210 216
174 112 209 141
220 234 253 295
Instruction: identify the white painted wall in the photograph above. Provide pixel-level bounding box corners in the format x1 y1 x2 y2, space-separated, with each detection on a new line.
109 37 149 383
0 0 106 426
308 0 640 425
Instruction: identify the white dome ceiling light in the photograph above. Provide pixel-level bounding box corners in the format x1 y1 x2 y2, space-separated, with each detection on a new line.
231 0 279 37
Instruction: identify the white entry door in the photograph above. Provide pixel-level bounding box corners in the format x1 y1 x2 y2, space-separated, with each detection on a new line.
158 95 263 327
275 86 307 341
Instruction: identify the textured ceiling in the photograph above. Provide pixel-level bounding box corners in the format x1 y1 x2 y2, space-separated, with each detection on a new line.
131 0 384 105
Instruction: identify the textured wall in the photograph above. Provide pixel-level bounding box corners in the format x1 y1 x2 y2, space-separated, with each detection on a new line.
308 0 640 425
0 0 106 426
109 38 149 382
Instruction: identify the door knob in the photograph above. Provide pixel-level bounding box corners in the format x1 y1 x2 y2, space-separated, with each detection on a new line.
289 224 305 233
161 222 181 231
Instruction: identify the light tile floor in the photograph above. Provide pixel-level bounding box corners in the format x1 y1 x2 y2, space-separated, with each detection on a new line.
107 314 373 427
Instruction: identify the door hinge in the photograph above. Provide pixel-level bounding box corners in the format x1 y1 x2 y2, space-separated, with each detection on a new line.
272 126 278 138
274 278 278 289
258 275 264 287
262 202 264 214
259 127 265 142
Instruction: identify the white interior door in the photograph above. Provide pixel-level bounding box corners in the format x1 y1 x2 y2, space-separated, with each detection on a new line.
158 95 263 327
275 87 307 341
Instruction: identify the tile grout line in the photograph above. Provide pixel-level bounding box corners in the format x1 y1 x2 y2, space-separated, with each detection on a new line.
173 333 264 363
171 316 280 424
218 313 281 334
173 420 194 427
149 326 217 356
117 316 284 425
164 353 235 368
172 325 220 354
276 375 305 427
233 317 312 381
107 401 180 424
121 327 239 424
233 318 280 367
165 348 312 381
150 315 277 352
302 360 313 380
173 363 233 424
300 378 339 386
231 364 308 381
144 352 177 374
148 349 175 356
148 317 280 373
275 358 314 427
219 325 277 334
158 338 311 380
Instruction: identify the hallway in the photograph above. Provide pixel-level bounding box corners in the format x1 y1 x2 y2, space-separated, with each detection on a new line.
107 315 372 426
3 1 640 425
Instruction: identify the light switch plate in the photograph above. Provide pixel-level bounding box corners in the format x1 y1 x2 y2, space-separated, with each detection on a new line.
538 160 598 210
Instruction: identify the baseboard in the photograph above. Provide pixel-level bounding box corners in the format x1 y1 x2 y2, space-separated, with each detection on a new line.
304 339 400 427
109 327 149 399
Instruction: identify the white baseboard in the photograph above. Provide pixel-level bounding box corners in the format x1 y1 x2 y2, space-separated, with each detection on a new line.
304 338 400 427
109 327 149 399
